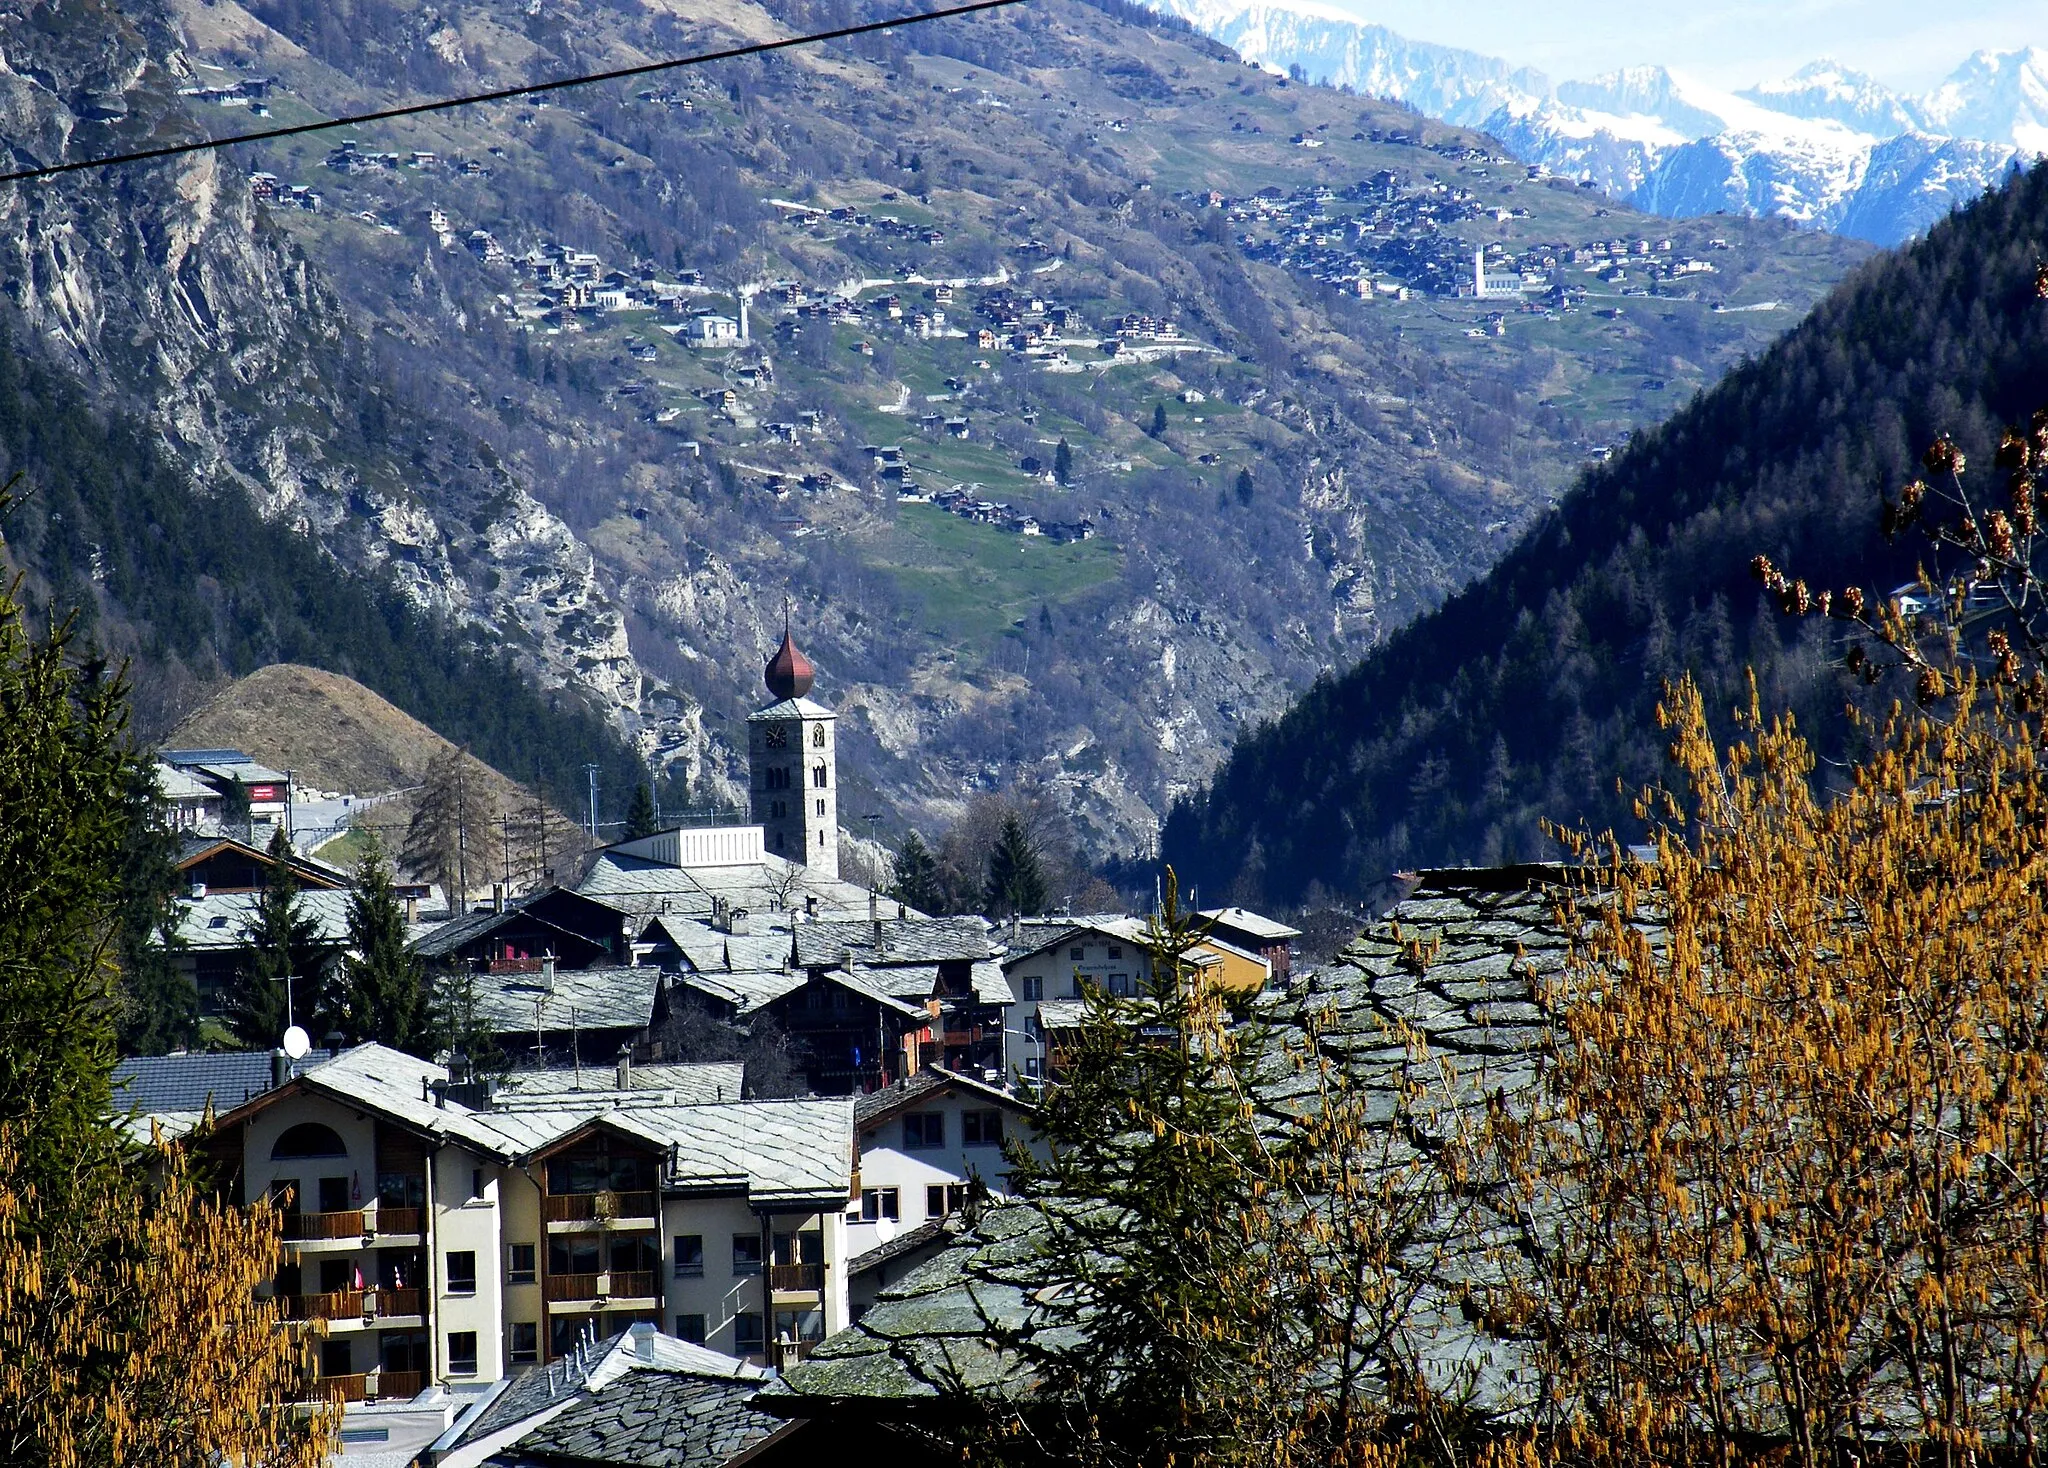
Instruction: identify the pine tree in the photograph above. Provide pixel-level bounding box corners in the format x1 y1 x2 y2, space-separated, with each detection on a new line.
224 827 327 1050
891 830 945 914
1235 466 1255 506
114 763 197 1056
431 964 509 1080
1053 438 1072 486
1149 402 1167 437
339 840 426 1051
982 813 1049 918
624 782 659 840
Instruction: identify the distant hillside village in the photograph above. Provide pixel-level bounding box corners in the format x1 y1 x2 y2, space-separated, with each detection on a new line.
124 632 1298 1463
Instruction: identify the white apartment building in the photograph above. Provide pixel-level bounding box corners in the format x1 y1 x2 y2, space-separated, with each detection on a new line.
845 1068 1044 1258
184 1044 854 1402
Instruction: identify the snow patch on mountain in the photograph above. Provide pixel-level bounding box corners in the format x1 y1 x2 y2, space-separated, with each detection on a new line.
1144 0 2043 246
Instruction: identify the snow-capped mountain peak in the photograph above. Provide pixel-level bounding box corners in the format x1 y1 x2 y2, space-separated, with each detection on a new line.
1141 0 2040 247
1738 59 1925 136
1920 46 2048 151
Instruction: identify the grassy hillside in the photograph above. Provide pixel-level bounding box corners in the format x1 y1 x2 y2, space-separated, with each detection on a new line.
1162 161 2048 905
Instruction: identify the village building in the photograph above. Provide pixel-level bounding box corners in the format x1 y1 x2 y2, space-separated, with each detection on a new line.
162 1043 855 1396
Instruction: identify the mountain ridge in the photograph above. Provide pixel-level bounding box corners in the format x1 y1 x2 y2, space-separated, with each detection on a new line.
1162 158 2048 905
1144 0 2042 245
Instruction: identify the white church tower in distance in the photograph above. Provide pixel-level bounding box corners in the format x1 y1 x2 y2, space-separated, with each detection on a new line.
747 625 839 879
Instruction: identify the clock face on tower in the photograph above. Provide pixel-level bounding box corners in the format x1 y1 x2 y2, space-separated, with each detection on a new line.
765 725 788 750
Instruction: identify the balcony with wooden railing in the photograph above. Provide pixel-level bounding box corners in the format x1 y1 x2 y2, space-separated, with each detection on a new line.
768 1262 825 1293
283 1289 364 1322
370 1205 421 1236
543 1191 657 1226
310 1373 370 1403
282 1209 365 1242
372 1287 422 1318
543 1270 656 1303
375 1371 424 1401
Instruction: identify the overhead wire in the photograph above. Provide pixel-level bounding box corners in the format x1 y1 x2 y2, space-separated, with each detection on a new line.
0 0 1025 187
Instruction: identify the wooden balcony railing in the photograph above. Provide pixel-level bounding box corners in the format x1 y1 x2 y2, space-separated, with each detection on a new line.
284 1290 363 1321
543 1191 656 1223
372 1287 422 1317
375 1370 424 1401
543 1270 656 1302
283 1209 364 1241
768 1263 825 1292
311 1373 369 1403
371 1206 421 1235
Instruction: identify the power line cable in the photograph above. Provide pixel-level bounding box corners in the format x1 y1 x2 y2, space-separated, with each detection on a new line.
0 0 1024 187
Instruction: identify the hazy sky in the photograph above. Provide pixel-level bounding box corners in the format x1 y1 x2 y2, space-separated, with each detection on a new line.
1315 0 2042 90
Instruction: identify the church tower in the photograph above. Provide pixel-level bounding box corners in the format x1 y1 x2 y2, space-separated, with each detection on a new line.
747 627 839 880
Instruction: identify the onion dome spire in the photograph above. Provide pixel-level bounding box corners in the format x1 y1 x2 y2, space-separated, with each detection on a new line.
764 618 814 701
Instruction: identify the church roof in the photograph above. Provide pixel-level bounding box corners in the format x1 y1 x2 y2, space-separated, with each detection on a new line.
764 629 815 700
745 695 835 722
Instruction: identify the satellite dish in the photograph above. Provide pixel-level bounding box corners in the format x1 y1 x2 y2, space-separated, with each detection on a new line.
874 1217 897 1245
282 1025 311 1060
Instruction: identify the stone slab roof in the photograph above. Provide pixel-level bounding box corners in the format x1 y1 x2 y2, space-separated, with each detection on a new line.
454 965 663 1035
760 868 1575 1422
173 888 352 951
448 1324 783 1467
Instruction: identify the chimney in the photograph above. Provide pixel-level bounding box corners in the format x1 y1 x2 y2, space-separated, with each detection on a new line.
492 883 505 915
897 902 907 921
870 891 882 946
616 1048 633 1091
404 893 418 925
271 1049 291 1088
1010 914 1021 945
189 880 206 900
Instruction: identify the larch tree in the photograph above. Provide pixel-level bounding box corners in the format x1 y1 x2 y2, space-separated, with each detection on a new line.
981 873 1473 1468
1479 674 2048 1467
402 744 500 910
0 526 336 1466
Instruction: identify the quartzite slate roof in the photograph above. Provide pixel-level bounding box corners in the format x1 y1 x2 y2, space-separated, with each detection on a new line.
577 851 881 920
759 867 1576 1423
173 889 353 950
793 917 993 968
456 965 664 1034
447 1324 789 1467
494 1063 746 1104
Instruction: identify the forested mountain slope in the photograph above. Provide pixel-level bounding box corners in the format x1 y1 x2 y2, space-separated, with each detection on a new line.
1162 161 2048 905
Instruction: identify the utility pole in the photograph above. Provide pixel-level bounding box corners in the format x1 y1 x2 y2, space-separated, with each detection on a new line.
583 763 601 847
456 760 469 913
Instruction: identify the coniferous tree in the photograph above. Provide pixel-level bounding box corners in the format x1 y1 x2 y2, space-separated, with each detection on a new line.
1149 402 1167 437
218 776 252 843
982 813 1049 918
339 840 426 1051
225 827 327 1050
403 745 499 910
0 531 337 1464
432 964 509 1080
113 763 197 1056
1235 466 1255 506
891 830 946 914
1053 438 1072 486
623 782 659 840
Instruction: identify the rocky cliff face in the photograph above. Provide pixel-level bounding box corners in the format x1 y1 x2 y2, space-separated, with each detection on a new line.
0 0 677 761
